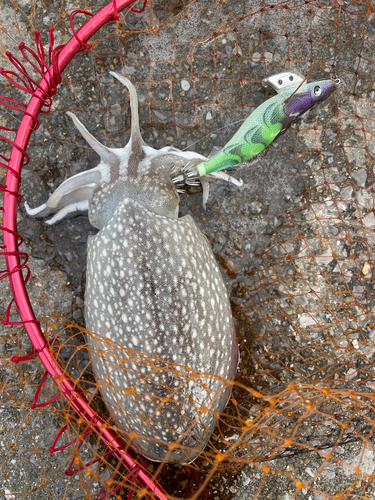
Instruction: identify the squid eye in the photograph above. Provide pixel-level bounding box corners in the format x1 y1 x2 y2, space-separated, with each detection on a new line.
314 85 322 96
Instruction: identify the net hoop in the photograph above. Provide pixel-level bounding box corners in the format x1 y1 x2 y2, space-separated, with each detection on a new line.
0 1 168 498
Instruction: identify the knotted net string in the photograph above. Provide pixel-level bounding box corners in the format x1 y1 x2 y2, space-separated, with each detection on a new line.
1 0 375 499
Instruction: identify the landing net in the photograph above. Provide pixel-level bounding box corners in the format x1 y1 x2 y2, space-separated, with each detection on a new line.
1 0 375 499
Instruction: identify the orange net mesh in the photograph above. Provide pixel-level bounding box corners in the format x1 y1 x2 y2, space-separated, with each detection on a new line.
2 0 375 498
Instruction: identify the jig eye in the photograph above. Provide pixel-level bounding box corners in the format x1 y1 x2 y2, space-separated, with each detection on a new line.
314 85 322 96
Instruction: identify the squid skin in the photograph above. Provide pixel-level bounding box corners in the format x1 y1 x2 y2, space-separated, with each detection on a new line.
85 195 238 462
196 79 340 176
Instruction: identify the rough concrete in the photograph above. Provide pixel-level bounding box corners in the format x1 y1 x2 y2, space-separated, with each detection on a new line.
1 0 375 498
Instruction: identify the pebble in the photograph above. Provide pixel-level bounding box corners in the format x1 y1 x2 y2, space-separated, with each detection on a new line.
362 262 371 275
181 80 190 91
249 201 263 215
